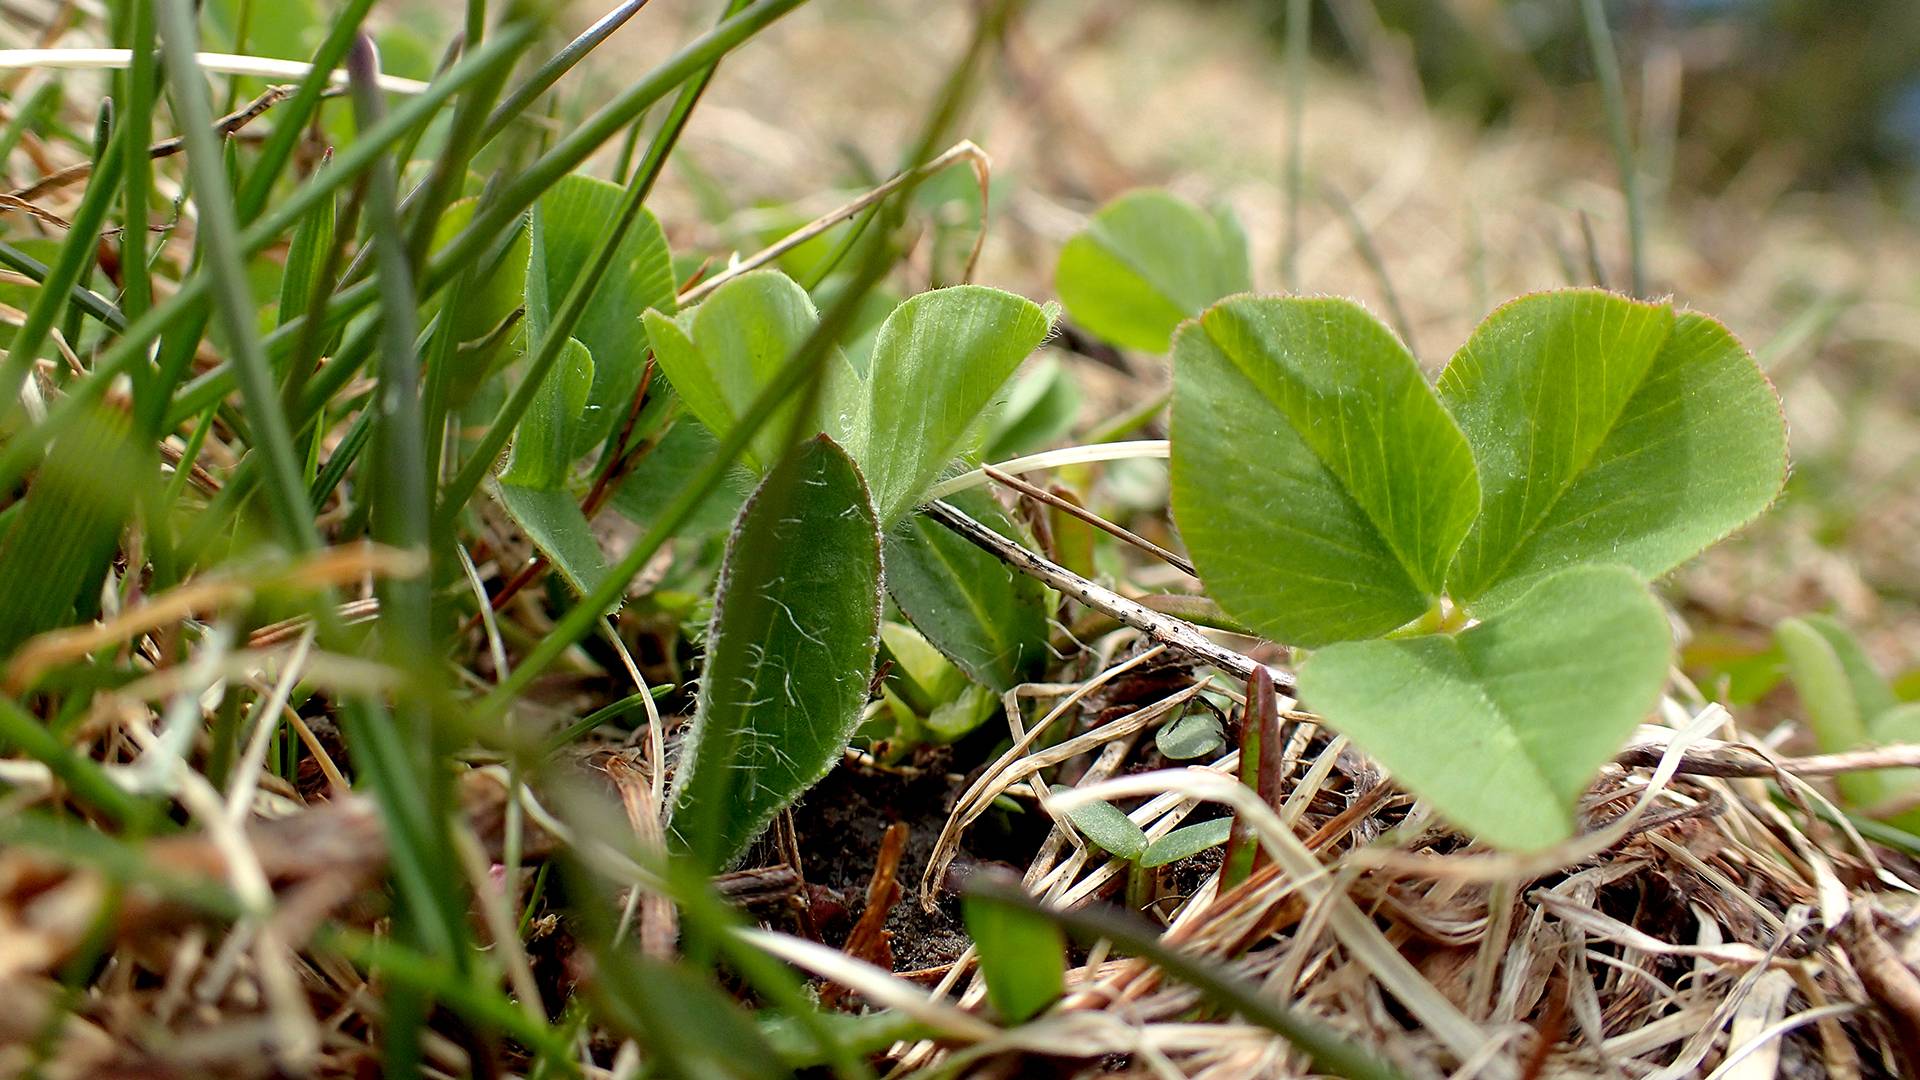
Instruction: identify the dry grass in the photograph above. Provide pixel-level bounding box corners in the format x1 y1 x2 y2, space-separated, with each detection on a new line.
2 0 1919 1076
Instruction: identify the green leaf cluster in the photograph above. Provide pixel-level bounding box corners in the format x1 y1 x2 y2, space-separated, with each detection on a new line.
654 273 1058 861
1167 287 1788 849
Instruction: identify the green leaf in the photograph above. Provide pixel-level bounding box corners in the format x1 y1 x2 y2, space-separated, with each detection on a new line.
491 482 611 602
1170 296 1481 647
1788 614 1900 724
1298 565 1671 851
669 436 882 870
1054 786 1148 860
1869 704 1920 832
925 682 1000 744
1439 290 1788 611
1055 189 1252 353
607 413 755 538
858 286 1054 527
984 355 1082 460
878 621 967 712
1140 817 1234 868
643 270 859 473
962 891 1065 1023
274 184 333 333
1778 615 1892 809
206 0 318 59
432 198 530 386
527 174 677 458
884 489 1050 693
500 337 593 491
1156 708 1226 761
0 406 149 657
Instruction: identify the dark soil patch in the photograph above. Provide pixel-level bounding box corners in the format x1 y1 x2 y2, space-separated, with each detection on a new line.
784 748 1051 973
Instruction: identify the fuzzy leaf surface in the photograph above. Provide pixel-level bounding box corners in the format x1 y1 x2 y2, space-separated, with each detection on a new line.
1298 565 1671 851
1171 296 1480 646
1055 189 1251 352
1439 290 1787 610
1055 787 1148 861
669 436 882 869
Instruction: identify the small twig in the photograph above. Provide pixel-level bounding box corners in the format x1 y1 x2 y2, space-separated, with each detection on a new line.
1616 737 1920 780
1579 0 1646 295
678 139 990 305
823 822 908 1008
10 83 303 201
923 498 1289 692
983 463 1195 576
0 190 68 228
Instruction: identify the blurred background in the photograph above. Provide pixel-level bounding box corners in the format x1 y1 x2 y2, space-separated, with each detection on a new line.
219 0 1920 711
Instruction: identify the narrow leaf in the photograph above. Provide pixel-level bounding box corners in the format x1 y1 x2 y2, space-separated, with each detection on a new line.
1156 708 1226 761
885 489 1050 693
1298 565 1671 851
1055 189 1252 353
1778 615 1883 808
0 406 149 656
1054 786 1148 860
274 185 334 333
1439 290 1788 611
859 285 1054 527
669 436 882 869
963 889 1066 1022
1140 818 1234 868
1170 296 1481 646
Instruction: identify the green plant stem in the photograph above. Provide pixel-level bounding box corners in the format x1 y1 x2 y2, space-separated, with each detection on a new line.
159 0 803 434
153 0 318 552
432 0 763 516
114 0 158 328
233 0 381 218
0 242 127 331
1580 0 1645 296
0 25 536 497
0 694 146 827
481 0 656 141
0 108 124 424
1279 0 1309 288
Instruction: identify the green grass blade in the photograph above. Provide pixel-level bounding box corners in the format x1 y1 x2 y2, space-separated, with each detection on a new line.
1579 0 1645 295
154 0 318 552
0 106 124 419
